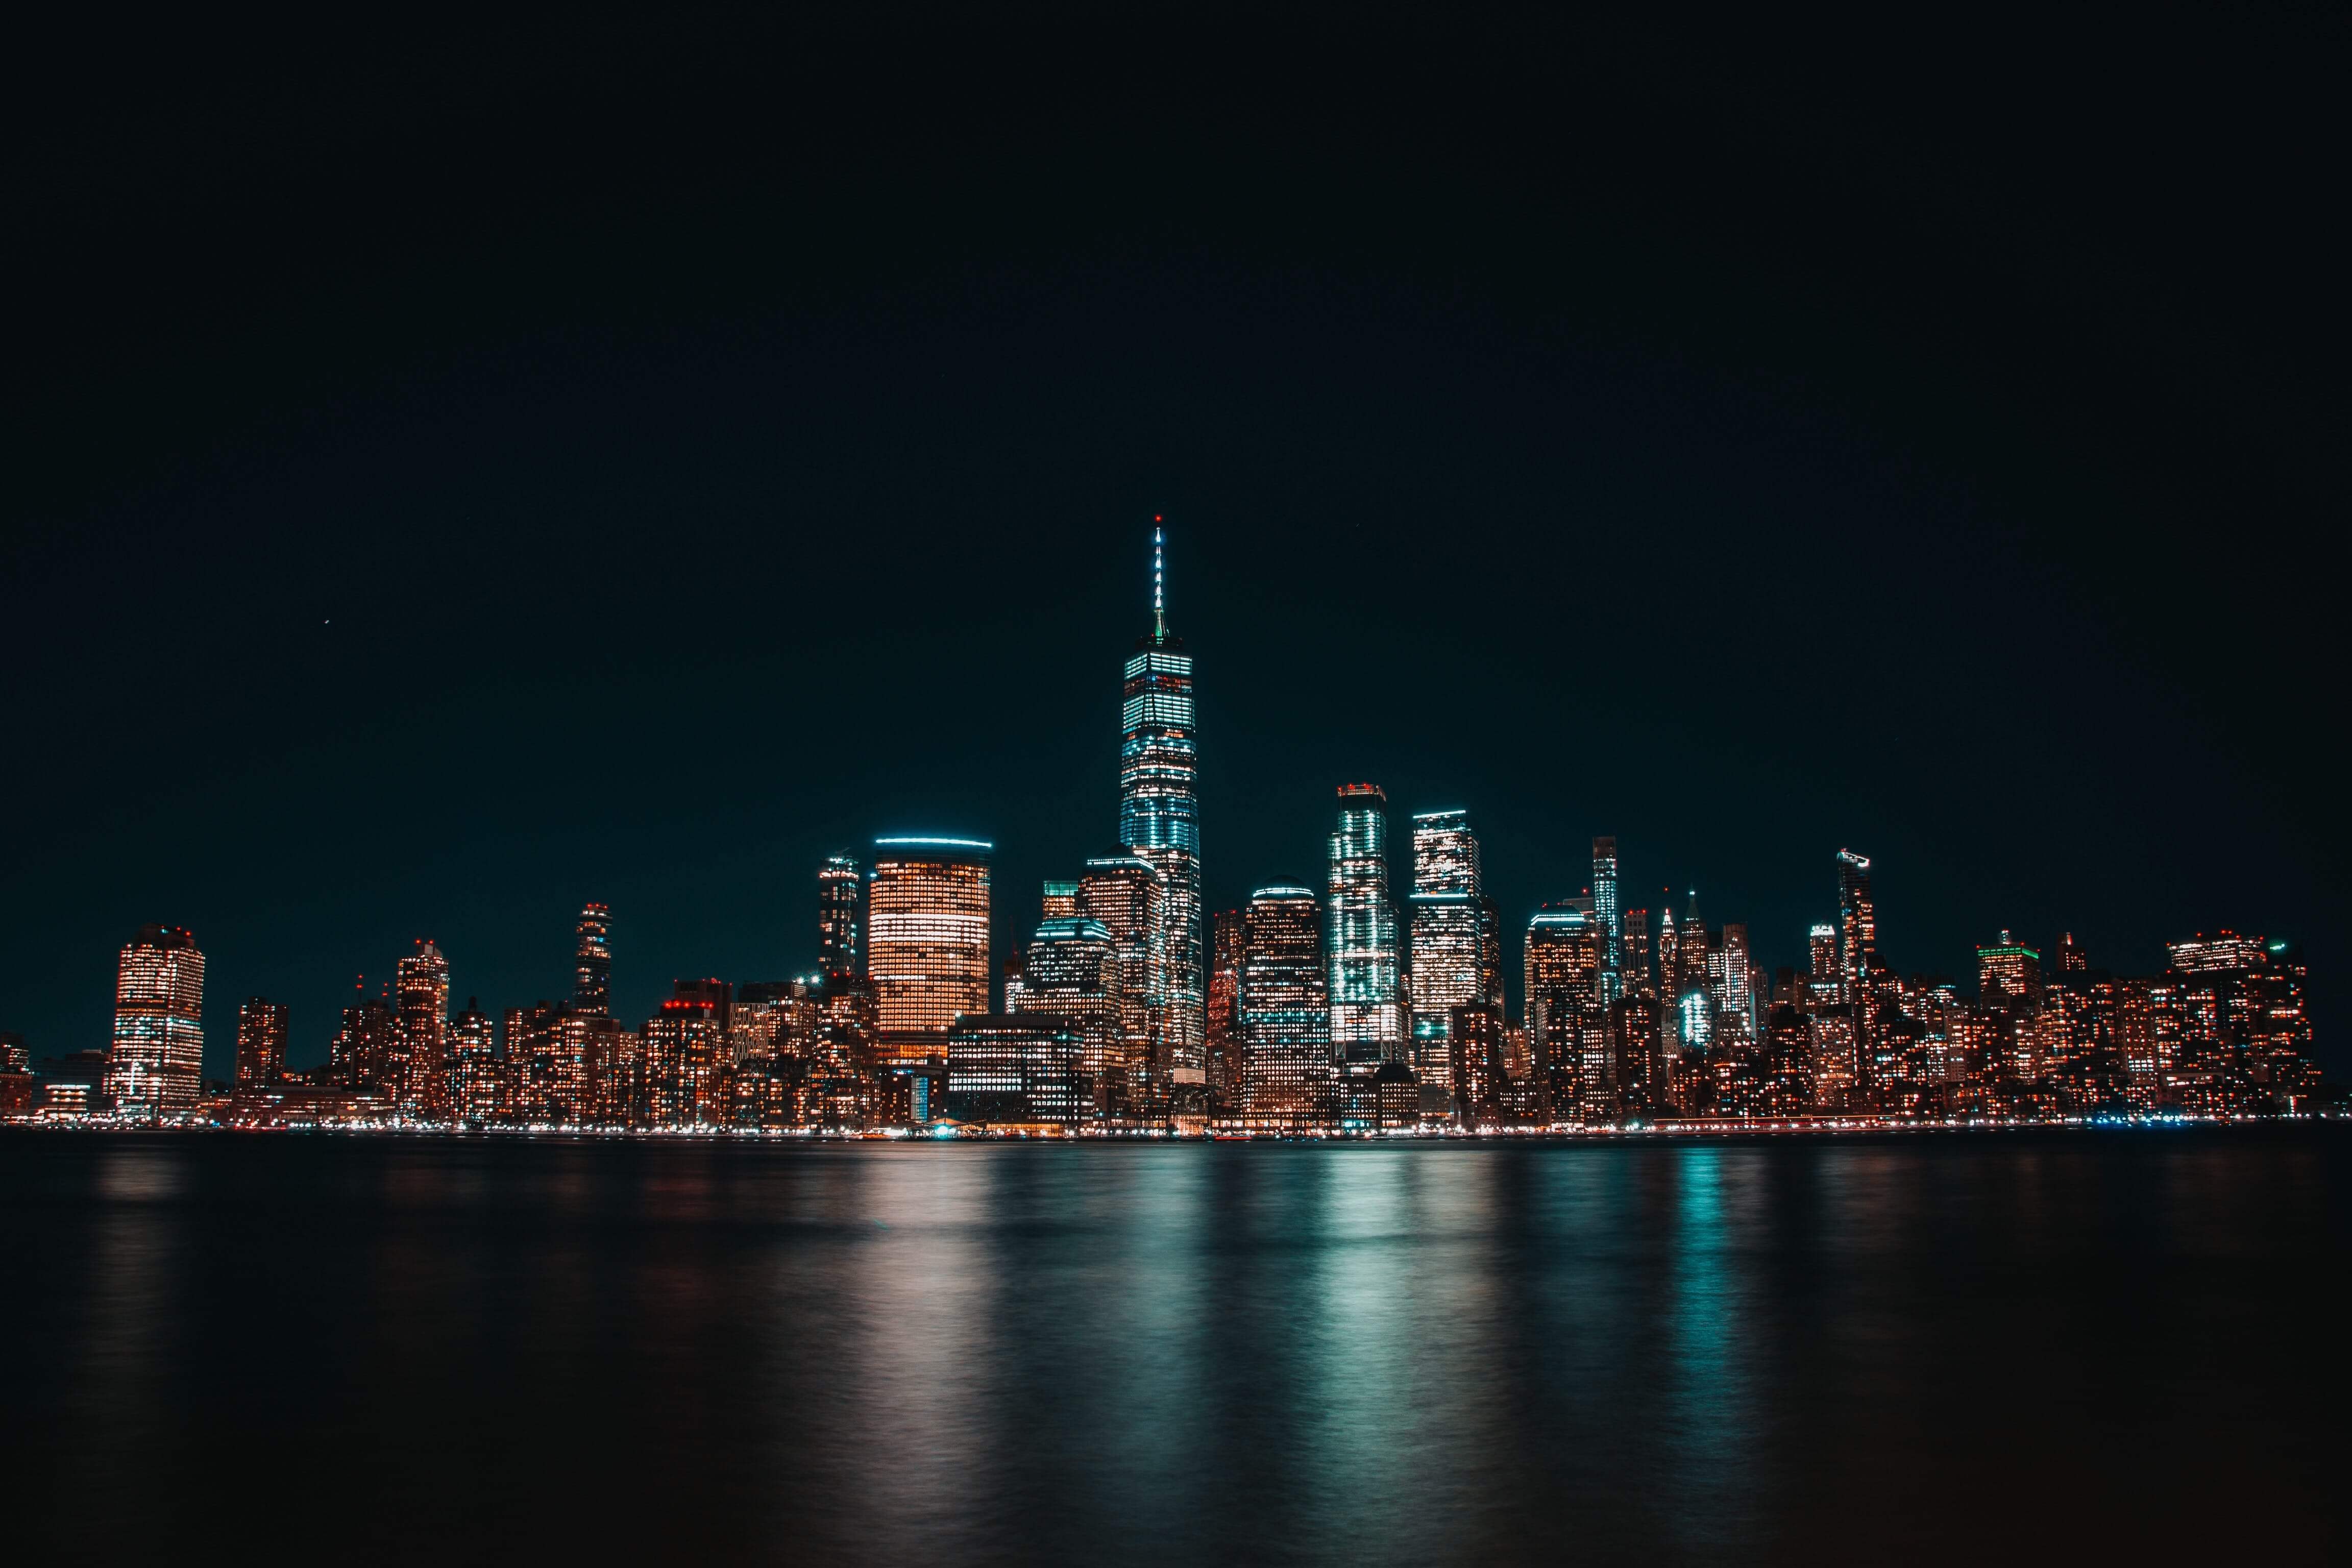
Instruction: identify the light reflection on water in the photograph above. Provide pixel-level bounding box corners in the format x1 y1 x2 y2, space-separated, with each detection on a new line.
3 1132 2344 1565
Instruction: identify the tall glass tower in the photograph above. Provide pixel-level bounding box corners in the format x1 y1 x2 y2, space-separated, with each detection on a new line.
1328 783 1404 1067
1118 528 1205 1085
1591 836 1622 1002
1408 808 1485 1095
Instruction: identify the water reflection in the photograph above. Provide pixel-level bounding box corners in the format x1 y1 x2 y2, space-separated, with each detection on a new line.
1 1132 2343 1566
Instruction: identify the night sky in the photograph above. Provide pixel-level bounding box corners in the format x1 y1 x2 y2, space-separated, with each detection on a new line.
6 13 2342 1075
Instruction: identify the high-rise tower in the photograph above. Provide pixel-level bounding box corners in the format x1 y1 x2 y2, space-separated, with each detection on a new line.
1118 527 1205 1087
573 902 612 1016
102 924 206 1118
868 836 993 1066
1835 850 1875 1002
1408 809 1486 1097
391 939 451 1117
1328 784 1404 1067
1239 885 1330 1118
1592 837 1622 1002
817 856 864 979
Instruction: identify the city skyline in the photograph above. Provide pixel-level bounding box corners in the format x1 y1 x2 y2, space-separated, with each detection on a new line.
4 533 2321 1128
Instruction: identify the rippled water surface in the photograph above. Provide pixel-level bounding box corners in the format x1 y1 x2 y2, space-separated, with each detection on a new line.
3 1130 2344 1564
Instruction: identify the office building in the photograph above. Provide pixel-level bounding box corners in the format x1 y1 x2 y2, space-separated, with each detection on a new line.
101 924 207 1117
868 836 992 1066
1525 904 1604 1119
1118 528 1205 1088
646 981 732 1128
329 996 396 1096
1592 836 1622 1001
1327 784 1404 1068
1238 885 1330 1117
946 1013 1088 1126
1978 932 2042 1010
1005 915 1122 1114
1040 880 1079 921
1408 808 1487 1099
1206 908 1245 1107
1620 906 1653 998
1078 853 1165 1109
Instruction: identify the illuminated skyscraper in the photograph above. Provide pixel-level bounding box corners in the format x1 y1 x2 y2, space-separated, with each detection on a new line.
1977 931 2042 1009
329 994 396 1096
447 998 503 1123
573 902 612 1016
1525 904 1603 1119
1408 809 1486 1098
645 982 731 1128
232 998 287 1091
1714 922 1754 1045
1327 784 1404 1069
1206 908 1245 1107
1836 850 1876 1001
1620 906 1653 998
868 837 993 1065
1239 885 1330 1118
1118 528 1205 1089
817 857 864 979
1040 880 1080 921
391 939 451 1118
1079 853 1165 1111
102 925 206 1118
1004 915 1121 1113
1592 837 1622 1001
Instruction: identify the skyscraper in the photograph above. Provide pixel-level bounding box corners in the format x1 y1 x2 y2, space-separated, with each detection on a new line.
391 939 451 1118
1239 885 1330 1119
102 925 206 1118
945 1014 1087 1126
1206 908 1245 1108
1592 836 1622 1002
1836 850 1876 1001
646 982 731 1128
868 837 992 1066
1327 784 1404 1070
1118 527 1205 1090
1408 809 1486 1099
573 902 612 1016
1079 853 1165 1111
1525 904 1603 1119
817 856 864 979
1620 906 1654 998
447 998 502 1123
233 998 288 1091
1977 931 2043 1009
1004 915 1122 1113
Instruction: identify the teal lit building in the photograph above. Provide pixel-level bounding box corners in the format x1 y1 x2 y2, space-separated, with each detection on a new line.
1328 783 1404 1070
1118 528 1205 1090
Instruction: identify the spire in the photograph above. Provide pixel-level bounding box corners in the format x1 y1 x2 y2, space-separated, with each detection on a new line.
1152 524 1166 641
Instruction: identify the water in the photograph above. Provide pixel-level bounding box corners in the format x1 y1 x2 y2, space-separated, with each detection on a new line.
2 1130 2344 1564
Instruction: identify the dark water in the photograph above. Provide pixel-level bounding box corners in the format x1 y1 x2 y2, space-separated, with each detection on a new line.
2 1130 2344 1564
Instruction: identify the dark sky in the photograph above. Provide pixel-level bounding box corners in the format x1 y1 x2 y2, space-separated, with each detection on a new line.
5 11 2343 1075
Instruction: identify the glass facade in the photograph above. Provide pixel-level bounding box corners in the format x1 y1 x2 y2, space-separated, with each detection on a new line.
946 1014 1087 1126
1327 784 1403 1067
1005 915 1121 1113
868 838 993 1064
1408 809 1485 1094
1118 528 1205 1086
1836 849 1875 1000
1591 836 1622 1002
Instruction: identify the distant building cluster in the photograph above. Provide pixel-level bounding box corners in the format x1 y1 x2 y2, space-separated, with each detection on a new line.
0 535 2323 1133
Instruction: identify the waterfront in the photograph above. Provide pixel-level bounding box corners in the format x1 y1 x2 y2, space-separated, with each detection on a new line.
3 1128 2343 1563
